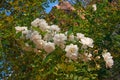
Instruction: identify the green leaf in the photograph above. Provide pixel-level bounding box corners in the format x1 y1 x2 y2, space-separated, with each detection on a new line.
42 64 55 77
67 27 73 36
42 53 54 65
1 39 10 45
32 26 46 36
31 64 36 68
15 32 22 38
73 75 79 80
83 78 90 80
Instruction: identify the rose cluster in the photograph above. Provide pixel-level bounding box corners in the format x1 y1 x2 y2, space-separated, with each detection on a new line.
15 18 114 68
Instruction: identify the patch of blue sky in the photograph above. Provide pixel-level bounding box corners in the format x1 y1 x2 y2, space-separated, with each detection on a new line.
0 61 4 69
0 8 5 14
5 10 11 16
0 8 12 16
42 0 59 14
5 0 14 3
42 0 91 14
0 66 13 79
0 0 14 16
1 71 6 78
67 0 77 5
82 0 91 7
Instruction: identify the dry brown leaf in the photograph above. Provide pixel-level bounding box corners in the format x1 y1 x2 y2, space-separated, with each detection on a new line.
80 14 86 20
55 1 75 11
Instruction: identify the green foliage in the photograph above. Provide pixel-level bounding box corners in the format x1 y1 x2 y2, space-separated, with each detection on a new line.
0 0 120 80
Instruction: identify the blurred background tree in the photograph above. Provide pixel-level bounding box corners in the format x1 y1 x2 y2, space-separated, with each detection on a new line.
0 0 120 79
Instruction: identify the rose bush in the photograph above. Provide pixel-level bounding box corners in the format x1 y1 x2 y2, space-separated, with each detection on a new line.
13 18 114 79
0 0 119 79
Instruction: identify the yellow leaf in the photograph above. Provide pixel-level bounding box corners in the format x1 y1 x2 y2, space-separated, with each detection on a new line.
57 63 66 71
5 16 13 22
66 65 75 71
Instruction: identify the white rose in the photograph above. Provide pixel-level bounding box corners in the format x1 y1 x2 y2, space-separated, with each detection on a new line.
50 25 60 32
43 42 55 53
65 44 78 60
76 33 85 40
84 53 92 61
92 4 97 11
68 34 75 41
38 22 49 31
102 52 114 68
53 33 67 46
15 26 28 33
80 37 94 48
35 40 46 49
31 18 41 27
